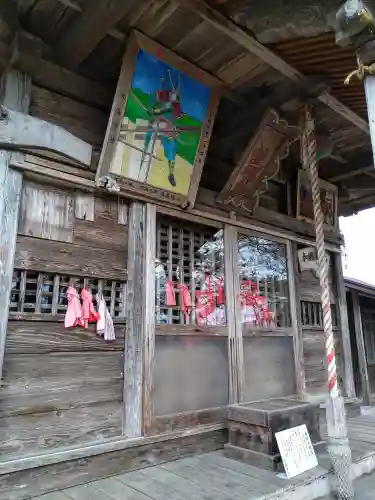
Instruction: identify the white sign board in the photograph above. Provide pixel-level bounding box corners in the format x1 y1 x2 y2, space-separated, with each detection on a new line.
298 247 318 275
275 424 318 479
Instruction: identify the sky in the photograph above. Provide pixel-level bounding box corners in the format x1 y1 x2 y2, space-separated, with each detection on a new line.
132 49 211 123
340 208 375 284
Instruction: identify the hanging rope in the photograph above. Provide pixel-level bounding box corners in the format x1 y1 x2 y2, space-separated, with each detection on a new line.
300 104 338 397
345 56 375 84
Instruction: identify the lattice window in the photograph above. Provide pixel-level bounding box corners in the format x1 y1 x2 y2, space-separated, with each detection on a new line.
237 233 291 328
300 300 338 328
10 270 127 318
156 217 225 326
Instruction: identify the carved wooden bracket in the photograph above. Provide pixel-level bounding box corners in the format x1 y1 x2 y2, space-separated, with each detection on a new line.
217 109 299 213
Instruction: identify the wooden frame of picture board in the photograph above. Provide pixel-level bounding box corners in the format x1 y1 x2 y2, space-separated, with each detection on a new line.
96 30 223 209
296 169 338 229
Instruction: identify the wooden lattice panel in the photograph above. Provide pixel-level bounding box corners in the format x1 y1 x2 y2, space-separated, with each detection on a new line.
10 270 127 318
156 217 225 326
237 233 291 328
301 300 337 328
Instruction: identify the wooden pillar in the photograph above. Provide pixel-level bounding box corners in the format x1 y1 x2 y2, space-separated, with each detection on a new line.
0 69 31 381
143 203 156 435
123 202 146 437
123 202 156 437
224 224 244 403
286 241 306 398
334 253 356 399
352 290 371 406
123 202 145 437
364 76 375 168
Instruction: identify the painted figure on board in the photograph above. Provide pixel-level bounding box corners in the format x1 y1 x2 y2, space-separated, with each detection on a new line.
137 70 184 187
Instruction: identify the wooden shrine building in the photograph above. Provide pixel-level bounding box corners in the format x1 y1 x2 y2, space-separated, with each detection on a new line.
0 1 374 498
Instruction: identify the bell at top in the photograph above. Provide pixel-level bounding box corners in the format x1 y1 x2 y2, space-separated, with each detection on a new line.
335 0 375 47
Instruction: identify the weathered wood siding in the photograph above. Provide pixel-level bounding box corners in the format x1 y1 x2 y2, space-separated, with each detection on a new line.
29 84 108 171
0 181 128 461
29 85 108 149
298 255 344 399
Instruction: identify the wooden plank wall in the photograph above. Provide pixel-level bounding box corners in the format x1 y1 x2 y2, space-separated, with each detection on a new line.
29 84 108 171
242 337 296 402
0 181 128 461
153 336 229 416
298 255 344 399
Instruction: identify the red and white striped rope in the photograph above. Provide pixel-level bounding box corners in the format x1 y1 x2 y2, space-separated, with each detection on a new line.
301 105 338 397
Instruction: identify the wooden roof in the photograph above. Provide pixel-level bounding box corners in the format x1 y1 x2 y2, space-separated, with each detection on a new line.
1 0 374 215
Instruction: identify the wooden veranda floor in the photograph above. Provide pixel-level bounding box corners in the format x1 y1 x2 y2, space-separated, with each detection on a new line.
32 414 375 500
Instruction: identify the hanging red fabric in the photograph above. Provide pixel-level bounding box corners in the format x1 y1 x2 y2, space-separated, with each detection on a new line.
257 295 274 327
177 284 192 323
240 280 274 327
217 277 225 305
64 286 84 328
195 273 216 326
81 288 100 329
240 280 261 325
165 279 176 306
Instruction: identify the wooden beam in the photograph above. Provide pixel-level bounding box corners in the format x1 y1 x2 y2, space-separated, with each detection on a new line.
10 32 113 110
123 201 156 437
181 0 369 134
334 253 356 399
0 107 92 166
143 203 156 435
0 422 224 474
124 202 145 438
352 290 371 405
29 85 108 147
329 165 374 183
224 224 244 403
54 0 137 70
11 154 343 252
0 40 7 70
0 69 31 382
16 1 38 16
287 241 306 398
342 190 375 208
219 0 342 44
56 0 126 40
11 154 98 189
0 0 19 43
217 53 269 89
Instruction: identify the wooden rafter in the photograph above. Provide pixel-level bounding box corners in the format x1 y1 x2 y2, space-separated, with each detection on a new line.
54 0 138 70
329 165 375 183
213 0 349 44
10 32 113 110
16 1 37 16
55 0 127 41
179 0 369 135
217 52 269 88
0 0 19 42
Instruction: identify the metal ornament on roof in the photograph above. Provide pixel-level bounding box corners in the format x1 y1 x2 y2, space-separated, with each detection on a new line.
335 0 375 47
335 0 375 167
335 0 375 81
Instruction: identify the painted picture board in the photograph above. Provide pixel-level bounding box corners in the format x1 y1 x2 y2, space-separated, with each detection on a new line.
97 32 221 207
